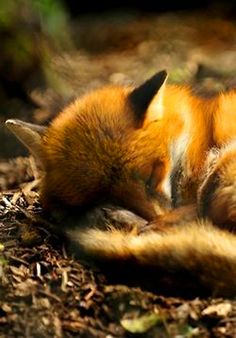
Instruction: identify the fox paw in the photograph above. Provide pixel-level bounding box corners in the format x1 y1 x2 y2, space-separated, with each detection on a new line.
138 204 197 234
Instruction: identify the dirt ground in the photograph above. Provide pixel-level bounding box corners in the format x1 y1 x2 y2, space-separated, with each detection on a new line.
1 8 236 338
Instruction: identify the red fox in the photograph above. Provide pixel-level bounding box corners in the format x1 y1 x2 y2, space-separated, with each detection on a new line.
6 70 236 296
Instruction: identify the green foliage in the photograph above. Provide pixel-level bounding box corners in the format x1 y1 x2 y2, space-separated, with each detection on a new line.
120 312 164 333
32 0 73 50
0 0 72 50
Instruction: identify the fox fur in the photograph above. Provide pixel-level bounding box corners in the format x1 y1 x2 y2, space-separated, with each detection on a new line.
6 70 236 297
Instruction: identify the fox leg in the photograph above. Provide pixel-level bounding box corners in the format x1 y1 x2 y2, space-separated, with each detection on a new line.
138 204 198 233
198 143 236 229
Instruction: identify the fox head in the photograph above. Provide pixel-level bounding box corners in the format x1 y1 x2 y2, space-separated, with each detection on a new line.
6 70 170 221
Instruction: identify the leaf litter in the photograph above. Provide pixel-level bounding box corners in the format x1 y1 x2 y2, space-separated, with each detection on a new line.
1 9 236 338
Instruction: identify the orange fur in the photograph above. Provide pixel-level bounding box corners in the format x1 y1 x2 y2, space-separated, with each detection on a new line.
69 221 236 296
39 79 236 226
6 71 236 296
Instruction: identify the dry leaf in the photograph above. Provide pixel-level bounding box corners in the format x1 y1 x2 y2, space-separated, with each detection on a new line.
202 303 232 317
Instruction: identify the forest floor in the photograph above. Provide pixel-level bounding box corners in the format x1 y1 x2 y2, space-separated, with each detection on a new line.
1 8 236 338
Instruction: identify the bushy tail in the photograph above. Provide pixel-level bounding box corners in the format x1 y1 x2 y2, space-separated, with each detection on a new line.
67 221 236 297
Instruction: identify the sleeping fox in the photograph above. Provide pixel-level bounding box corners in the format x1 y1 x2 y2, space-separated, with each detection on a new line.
6 70 236 296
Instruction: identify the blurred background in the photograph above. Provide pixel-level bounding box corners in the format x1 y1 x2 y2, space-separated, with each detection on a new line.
0 0 236 161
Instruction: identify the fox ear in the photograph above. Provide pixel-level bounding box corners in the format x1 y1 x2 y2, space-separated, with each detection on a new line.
128 70 168 127
5 119 46 169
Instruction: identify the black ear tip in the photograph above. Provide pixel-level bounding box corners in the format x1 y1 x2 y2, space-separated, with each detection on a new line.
128 69 168 127
153 69 168 82
161 69 167 77
161 69 167 75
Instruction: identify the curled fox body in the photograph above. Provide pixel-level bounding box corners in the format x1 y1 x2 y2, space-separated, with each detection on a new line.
6 70 236 296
